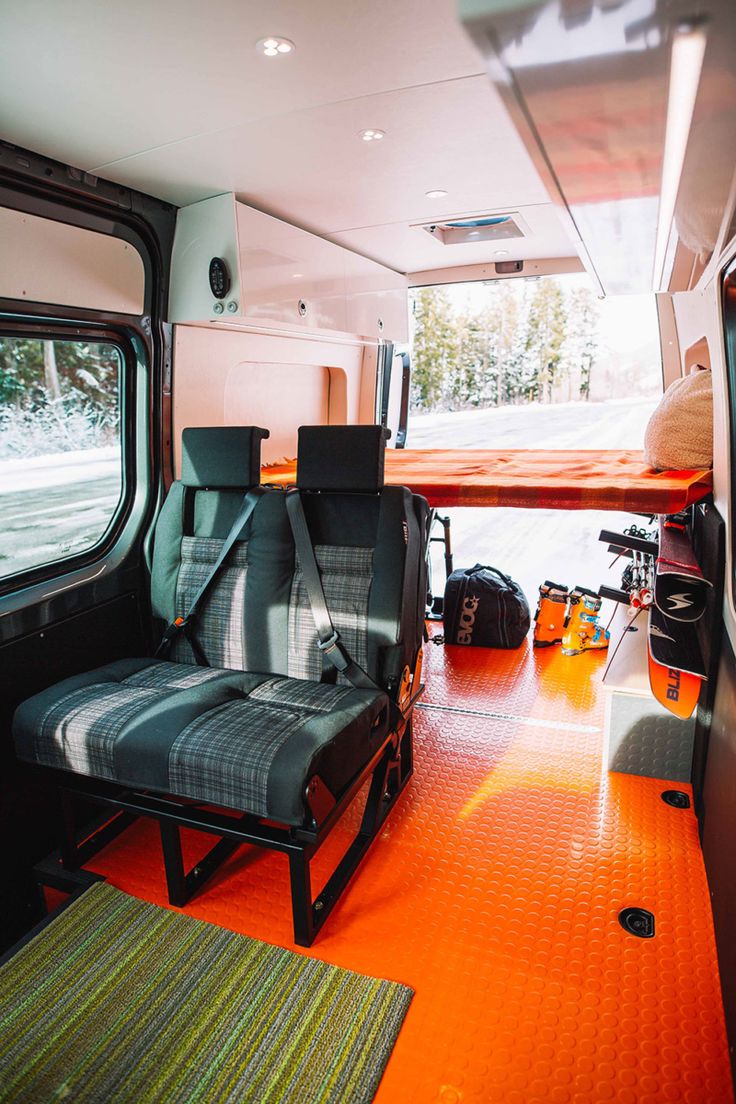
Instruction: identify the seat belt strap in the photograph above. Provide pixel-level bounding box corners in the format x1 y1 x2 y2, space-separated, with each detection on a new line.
156 486 265 663
285 491 401 719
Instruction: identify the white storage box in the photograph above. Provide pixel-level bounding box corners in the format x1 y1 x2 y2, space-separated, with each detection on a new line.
603 607 695 782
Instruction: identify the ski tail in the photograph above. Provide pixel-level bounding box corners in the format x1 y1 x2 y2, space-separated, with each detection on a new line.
647 651 701 720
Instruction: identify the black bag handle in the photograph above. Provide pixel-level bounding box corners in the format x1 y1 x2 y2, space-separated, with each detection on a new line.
463 563 513 588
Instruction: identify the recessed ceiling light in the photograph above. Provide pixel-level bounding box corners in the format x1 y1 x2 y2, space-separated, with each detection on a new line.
292 273 303 278
257 36 295 57
494 249 510 257
425 189 448 199
359 129 385 142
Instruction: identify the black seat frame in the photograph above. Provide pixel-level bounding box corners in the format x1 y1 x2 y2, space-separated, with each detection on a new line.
36 708 415 946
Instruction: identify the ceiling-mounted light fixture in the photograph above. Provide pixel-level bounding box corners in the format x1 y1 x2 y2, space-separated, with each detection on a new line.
652 19 707 288
425 189 448 199
359 129 385 142
256 36 295 57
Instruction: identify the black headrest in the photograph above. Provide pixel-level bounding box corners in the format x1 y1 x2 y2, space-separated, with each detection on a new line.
181 426 269 488
296 425 389 493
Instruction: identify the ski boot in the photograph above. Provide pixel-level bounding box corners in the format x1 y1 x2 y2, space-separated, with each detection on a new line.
533 580 569 647
561 587 610 656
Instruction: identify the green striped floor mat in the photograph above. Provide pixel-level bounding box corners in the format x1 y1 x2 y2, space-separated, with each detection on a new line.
0 883 413 1103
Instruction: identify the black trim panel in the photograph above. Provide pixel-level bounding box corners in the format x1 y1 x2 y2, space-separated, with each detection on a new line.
0 142 176 949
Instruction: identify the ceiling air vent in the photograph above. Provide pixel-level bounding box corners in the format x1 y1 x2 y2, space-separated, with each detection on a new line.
418 213 527 246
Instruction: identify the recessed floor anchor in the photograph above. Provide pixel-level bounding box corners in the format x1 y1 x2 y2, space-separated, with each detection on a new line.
619 907 655 938
661 790 691 809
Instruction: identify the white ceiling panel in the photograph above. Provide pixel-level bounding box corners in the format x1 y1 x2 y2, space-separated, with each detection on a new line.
90 77 548 226
0 0 483 168
331 205 574 273
0 0 578 274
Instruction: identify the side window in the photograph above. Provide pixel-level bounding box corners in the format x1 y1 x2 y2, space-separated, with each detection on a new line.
0 335 124 580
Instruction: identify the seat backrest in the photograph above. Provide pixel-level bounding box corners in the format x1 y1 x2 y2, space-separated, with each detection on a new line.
281 426 429 692
149 423 429 689
149 425 272 670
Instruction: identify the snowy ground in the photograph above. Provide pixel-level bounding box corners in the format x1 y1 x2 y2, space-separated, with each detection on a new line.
0 447 121 577
0 398 659 587
409 396 660 610
406 395 658 451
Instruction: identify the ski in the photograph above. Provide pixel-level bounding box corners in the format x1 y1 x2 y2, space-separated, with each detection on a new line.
647 648 701 720
600 519 706 718
655 514 711 622
648 603 707 679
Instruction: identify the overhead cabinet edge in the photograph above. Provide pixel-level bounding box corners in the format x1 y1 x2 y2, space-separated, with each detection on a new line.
167 193 408 341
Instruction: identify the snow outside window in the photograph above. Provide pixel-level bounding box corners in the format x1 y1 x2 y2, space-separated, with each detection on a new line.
406 273 662 450
0 335 123 580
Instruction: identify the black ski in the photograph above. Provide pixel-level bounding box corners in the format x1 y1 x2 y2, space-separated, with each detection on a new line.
655 514 711 622
648 604 707 679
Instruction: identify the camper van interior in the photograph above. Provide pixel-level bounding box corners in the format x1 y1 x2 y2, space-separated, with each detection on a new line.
1 0 736 1100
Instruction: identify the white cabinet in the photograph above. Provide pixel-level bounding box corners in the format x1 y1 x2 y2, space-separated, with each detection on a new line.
343 246 408 341
235 203 347 332
168 194 408 341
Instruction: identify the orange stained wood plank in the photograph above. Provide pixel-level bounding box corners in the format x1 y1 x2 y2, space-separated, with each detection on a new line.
88 633 732 1104
262 449 713 513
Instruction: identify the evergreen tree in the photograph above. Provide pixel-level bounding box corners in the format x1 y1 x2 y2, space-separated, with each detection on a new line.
454 310 495 408
0 337 119 413
410 287 458 410
408 276 601 413
0 336 121 457
567 288 598 401
524 280 567 403
494 283 526 405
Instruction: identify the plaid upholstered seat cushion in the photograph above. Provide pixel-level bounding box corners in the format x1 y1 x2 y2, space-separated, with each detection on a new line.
13 660 389 826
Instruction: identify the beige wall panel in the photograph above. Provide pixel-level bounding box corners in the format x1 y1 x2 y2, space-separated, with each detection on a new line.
224 363 330 464
0 206 144 313
172 324 369 469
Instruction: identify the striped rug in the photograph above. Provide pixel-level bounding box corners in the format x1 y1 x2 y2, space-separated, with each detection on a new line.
0 883 412 1103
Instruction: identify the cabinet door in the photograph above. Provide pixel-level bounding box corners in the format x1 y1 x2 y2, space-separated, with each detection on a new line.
236 204 347 331
344 248 408 341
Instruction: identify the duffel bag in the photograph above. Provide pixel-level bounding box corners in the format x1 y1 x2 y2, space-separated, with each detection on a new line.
443 564 530 648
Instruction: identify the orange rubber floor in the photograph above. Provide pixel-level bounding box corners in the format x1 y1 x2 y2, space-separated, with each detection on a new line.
87 631 732 1104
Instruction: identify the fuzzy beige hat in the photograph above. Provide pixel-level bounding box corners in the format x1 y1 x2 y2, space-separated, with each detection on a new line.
644 367 713 471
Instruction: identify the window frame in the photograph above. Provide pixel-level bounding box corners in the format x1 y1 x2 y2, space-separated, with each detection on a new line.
0 143 176 654
0 316 139 597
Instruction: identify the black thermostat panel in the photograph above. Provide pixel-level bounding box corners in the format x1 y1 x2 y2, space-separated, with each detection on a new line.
209 257 231 299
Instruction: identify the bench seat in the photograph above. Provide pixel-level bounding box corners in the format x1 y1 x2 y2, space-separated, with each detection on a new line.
12 425 428 942
14 659 388 826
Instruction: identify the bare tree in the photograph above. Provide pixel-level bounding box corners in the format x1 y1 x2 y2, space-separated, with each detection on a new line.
43 340 61 400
